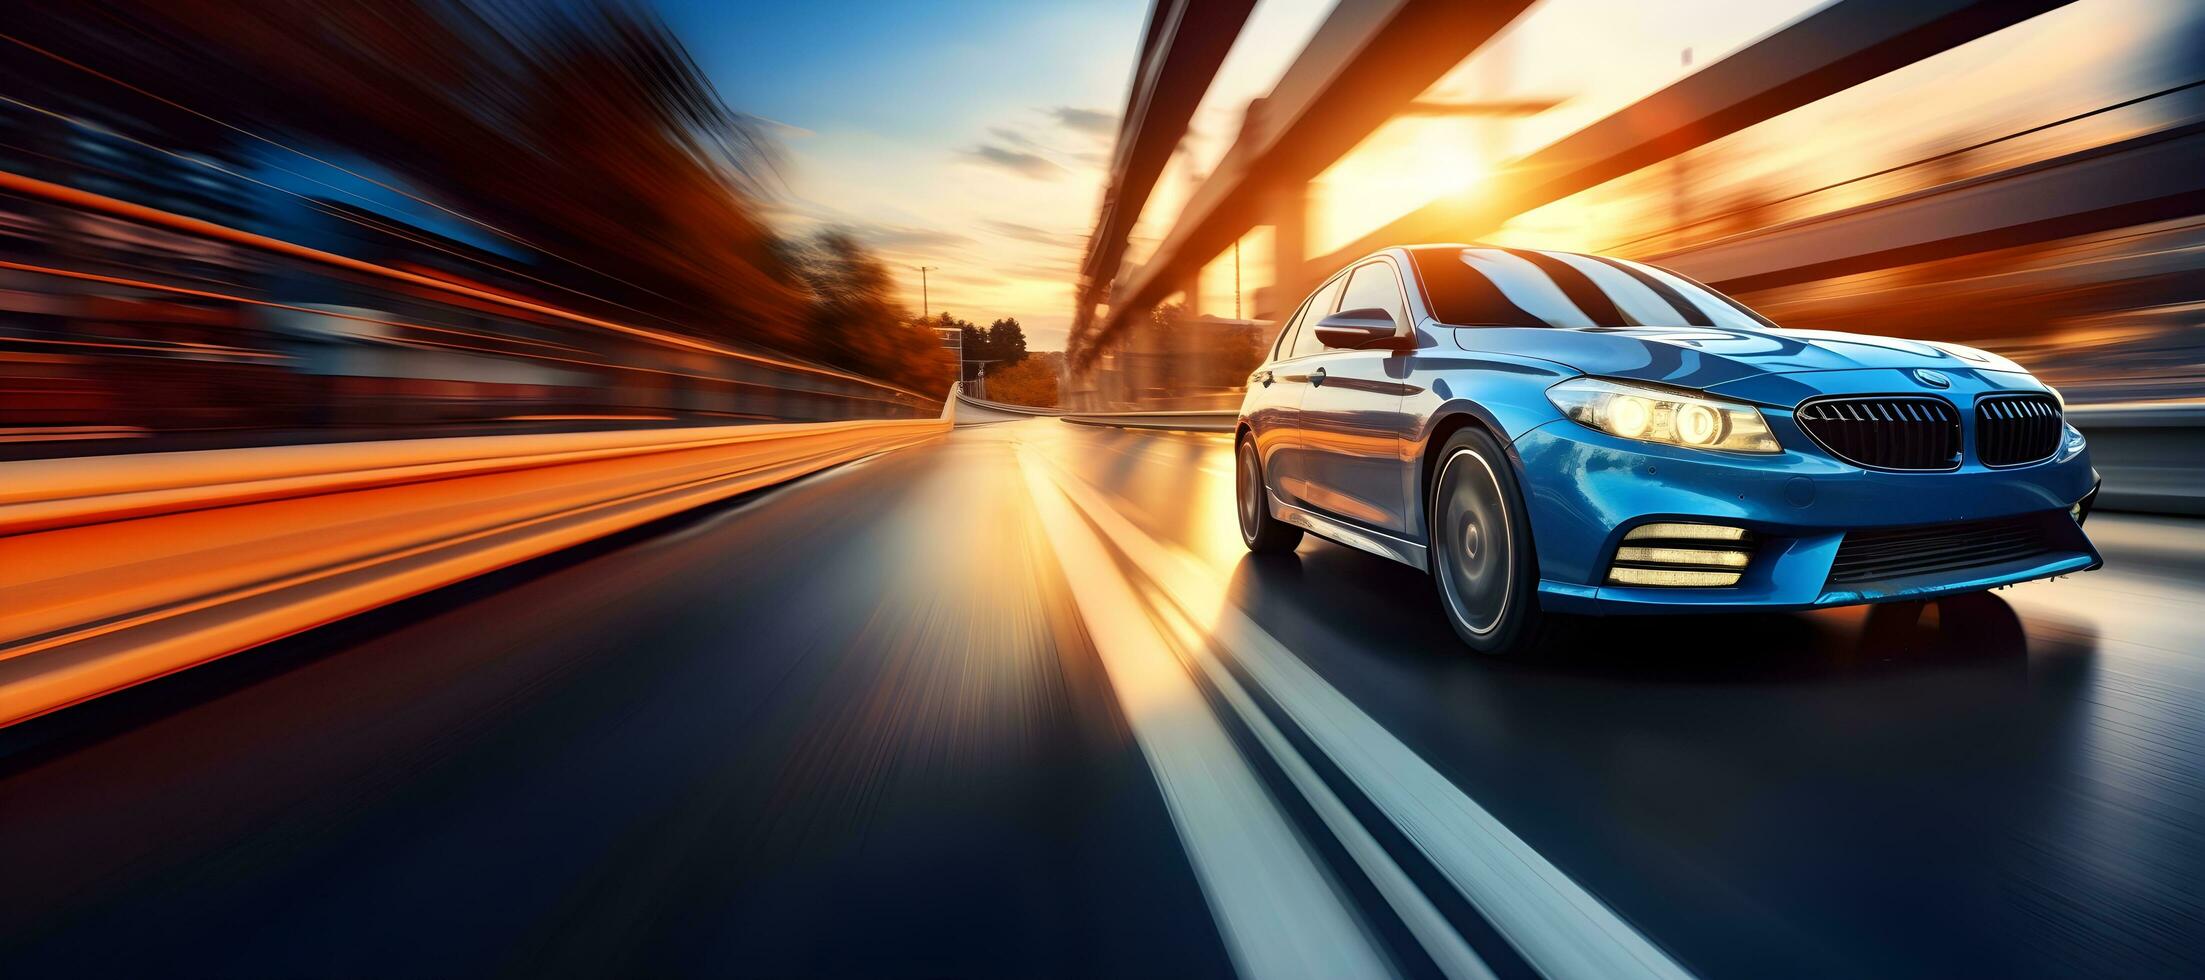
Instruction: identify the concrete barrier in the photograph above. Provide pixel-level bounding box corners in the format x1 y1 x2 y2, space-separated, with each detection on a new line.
0 416 948 727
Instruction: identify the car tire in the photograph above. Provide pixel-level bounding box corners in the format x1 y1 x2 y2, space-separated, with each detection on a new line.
1427 427 1561 656
1236 434 1304 554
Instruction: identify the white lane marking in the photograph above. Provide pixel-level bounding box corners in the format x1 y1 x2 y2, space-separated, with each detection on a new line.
1137 578 1497 980
1036 454 1695 980
1016 450 1395 980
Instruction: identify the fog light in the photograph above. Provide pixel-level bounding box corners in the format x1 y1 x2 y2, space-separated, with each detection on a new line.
1606 523 1752 587
1607 567 1741 587
2072 478 2099 526
1614 546 1749 567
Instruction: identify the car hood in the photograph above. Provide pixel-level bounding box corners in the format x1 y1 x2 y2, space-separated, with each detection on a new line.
1447 325 2025 391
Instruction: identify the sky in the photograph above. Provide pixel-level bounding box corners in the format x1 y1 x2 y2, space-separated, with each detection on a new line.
654 0 1155 350
648 0 1805 349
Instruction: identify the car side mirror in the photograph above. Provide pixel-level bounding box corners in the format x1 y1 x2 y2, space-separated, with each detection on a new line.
1313 308 1408 351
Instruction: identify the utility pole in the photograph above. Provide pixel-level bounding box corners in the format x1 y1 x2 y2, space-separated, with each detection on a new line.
1233 238 1241 320
913 265 938 319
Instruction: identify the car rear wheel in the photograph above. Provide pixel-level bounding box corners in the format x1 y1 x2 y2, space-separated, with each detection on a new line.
1429 427 1556 655
1237 435 1303 554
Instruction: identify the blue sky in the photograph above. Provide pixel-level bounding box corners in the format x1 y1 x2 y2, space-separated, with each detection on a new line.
654 0 1152 347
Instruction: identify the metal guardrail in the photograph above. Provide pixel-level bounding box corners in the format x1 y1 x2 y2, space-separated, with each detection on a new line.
956 391 1237 428
954 394 1063 417
1060 410 1235 432
0 410 951 727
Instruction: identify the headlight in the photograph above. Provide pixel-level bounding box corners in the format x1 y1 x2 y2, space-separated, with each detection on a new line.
1547 377 1781 453
2059 422 2086 461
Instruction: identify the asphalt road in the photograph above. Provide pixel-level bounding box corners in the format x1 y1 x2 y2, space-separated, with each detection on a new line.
2 417 2200 978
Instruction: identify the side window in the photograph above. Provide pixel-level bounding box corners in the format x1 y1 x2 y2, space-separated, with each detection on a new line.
1270 297 1311 359
1337 261 1408 330
1288 276 1348 358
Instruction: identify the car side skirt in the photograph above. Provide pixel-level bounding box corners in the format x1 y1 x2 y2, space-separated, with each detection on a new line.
1269 490 1429 569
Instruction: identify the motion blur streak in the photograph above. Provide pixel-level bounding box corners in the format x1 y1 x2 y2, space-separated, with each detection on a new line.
0 168 900 381
1029 443 1690 980
0 414 948 726
1019 449 1397 980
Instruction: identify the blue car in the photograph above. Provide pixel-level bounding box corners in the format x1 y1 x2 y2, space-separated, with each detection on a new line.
1234 244 2102 655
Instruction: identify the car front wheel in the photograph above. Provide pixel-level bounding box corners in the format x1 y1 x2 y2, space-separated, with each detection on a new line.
1428 427 1556 655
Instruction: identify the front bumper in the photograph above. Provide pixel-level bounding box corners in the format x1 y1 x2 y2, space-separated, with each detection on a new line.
1511 418 2102 615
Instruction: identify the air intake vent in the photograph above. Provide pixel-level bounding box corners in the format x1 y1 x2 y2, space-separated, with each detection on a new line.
1794 396 1961 471
1976 393 2062 467
1826 514 2056 586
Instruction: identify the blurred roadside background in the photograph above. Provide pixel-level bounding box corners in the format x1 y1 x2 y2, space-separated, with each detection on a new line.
0 0 955 461
1 0 2201 503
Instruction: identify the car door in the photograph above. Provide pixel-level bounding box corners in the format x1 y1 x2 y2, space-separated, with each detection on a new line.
1243 293 1314 492
1267 275 1347 505
1296 259 1413 535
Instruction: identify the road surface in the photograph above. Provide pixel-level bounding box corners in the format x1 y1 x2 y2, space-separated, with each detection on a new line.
3 416 2200 977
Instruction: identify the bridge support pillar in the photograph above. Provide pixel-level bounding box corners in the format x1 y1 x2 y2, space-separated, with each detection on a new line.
1269 180 1309 315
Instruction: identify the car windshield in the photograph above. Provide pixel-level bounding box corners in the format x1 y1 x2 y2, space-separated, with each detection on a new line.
1408 246 1777 331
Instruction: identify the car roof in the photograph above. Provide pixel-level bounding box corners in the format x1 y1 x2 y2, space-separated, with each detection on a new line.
1333 244 1622 273
1399 242 1602 260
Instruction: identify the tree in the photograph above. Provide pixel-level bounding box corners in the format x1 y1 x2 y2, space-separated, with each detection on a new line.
784 231 955 395
984 351 1061 407
952 316 984 359
1149 302 1184 331
985 318 1028 367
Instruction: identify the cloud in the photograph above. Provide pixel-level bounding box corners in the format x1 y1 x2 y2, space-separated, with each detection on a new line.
988 126 1042 151
982 220 1082 250
829 219 979 254
959 144 1066 179
1050 106 1117 137
934 270 1008 287
1000 257 1080 280
847 224 974 253
738 113 814 139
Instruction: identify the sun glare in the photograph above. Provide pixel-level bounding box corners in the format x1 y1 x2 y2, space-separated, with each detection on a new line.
1309 117 1491 259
